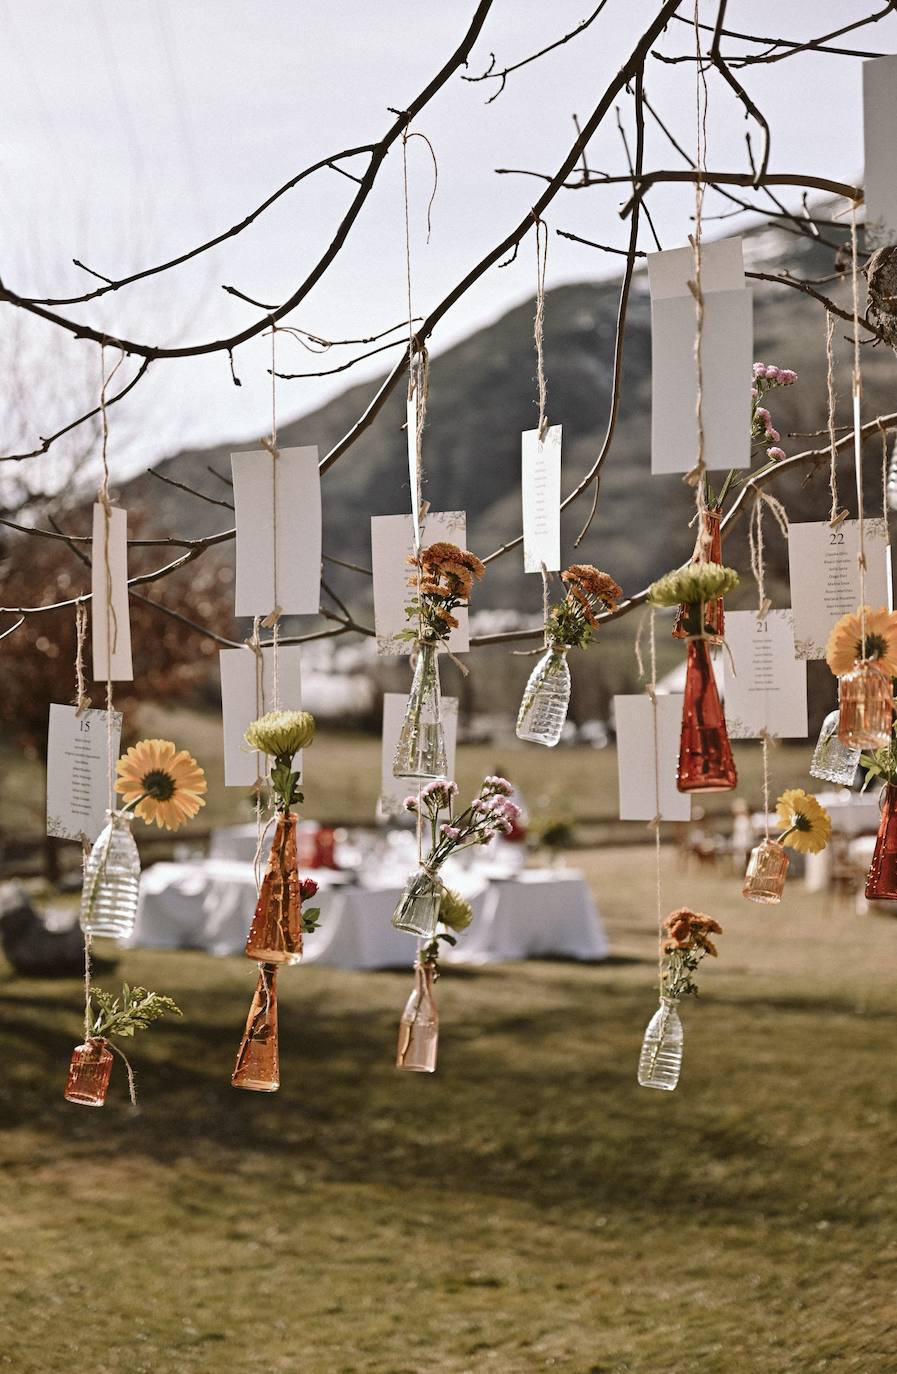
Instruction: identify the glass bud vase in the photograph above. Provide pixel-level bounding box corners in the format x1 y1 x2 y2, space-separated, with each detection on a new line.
232 963 280 1092
637 998 683 1091
810 709 862 786
837 660 893 749
516 646 571 747
742 837 789 904
394 640 447 781
396 959 439 1073
245 812 302 965
392 868 444 939
80 809 141 941
64 1038 114 1107
673 506 724 642
865 782 897 900
677 638 738 793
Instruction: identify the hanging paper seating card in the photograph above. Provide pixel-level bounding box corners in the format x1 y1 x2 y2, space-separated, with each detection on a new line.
722 610 808 741
219 645 303 787
91 503 133 682
370 511 469 655
379 693 458 818
521 424 562 574
46 704 122 842
613 694 691 823
647 238 752 475
863 55 897 249
231 446 321 617
788 520 892 659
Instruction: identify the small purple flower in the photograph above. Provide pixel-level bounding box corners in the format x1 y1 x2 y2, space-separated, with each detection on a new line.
755 406 771 424
767 446 785 461
403 795 419 813
441 824 461 841
779 368 797 385
752 361 767 377
481 775 513 798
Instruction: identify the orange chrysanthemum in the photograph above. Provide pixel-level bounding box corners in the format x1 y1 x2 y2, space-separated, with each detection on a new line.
826 605 897 678
115 738 207 831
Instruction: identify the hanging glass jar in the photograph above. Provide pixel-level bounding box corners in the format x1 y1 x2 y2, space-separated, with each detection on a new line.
865 782 897 900
637 998 683 1091
677 638 738 793
396 958 439 1073
394 641 447 780
80 810 141 941
742 837 789 904
810 709 862 786
64 1038 114 1107
245 812 302 965
837 660 893 749
392 867 444 940
516 645 572 746
673 506 724 643
232 963 280 1092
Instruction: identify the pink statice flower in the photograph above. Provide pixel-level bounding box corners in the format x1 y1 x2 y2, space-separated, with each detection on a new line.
767 446 786 461
440 824 461 841
481 775 513 797
403 795 419 813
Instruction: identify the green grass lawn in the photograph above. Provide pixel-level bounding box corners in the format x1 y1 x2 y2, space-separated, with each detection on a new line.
1 846 895 1372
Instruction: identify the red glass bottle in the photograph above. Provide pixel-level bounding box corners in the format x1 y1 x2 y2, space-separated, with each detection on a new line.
232 963 280 1092
64 1038 113 1107
245 812 302 965
865 783 897 900
673 506 724 643
677 638 738 793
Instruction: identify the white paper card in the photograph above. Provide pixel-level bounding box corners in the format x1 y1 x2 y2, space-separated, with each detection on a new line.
231 446 321 617
648 238 752 475
614 694 692 822
380 693 458 817
371 511 469 655
863 56 897 248
723 610 808 739
407 394 421 549
91 503 133 681
788 519 892 659
521 424 561 574
219 645 303 786
46 704 122 842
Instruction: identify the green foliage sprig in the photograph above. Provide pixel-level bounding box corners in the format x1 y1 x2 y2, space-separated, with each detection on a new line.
89 985 182 1041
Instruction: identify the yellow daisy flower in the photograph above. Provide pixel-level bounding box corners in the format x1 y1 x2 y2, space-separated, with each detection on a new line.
115 738 207 831
826 605 897 678
775 788 831 855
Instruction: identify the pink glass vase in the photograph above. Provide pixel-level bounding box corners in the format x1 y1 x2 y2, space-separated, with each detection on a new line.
742 838 789 904
677 638 738 793
837 661 893 750
64 1038 113 1107
245 812 303 965
673 506 724 643
396 960 439 1073
865 783 897 900
232 963 280 1092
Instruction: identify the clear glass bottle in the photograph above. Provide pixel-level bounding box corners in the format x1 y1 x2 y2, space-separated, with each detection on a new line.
396 959 439 1073
79 810 141 941
392 869 443 940
64 1038 114 1107
837 660 893 749
810 709 862 786
865 782 897 900
637 998 683 1091
516 645 571 747
232 963 280 1092
742 837 789 904
394 641 447 780
677 638 738 793
244 812 302 965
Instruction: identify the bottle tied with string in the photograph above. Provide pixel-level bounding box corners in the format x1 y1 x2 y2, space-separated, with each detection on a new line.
516 565 621 748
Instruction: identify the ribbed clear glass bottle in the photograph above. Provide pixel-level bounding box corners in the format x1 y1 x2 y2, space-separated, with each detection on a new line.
742 837 789 904
516 646 571 746
392 869 443 940
79 810 141 941
809 709 862 786
396 959 439 1073
394 641 447 780
637 998 683 1091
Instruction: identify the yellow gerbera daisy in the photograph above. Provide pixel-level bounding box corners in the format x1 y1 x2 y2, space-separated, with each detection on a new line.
775 788 831 855
115 738 207 831
826 605 897 678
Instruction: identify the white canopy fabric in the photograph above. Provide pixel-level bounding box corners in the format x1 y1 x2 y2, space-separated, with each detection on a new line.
130 861 608 969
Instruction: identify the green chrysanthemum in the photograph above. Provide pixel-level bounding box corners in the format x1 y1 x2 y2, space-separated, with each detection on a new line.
648 562 740 609
245 709 315 759
439 886 473 932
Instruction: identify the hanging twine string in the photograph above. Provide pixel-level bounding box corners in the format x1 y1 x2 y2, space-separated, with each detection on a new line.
73 597 91 716
825 311 846 526
108 1040 138 1111
401 127 437 553
850 200 868 655
684 0 709 500
246 614 274 894
260 325 282 707
879 420 891 522
98 343 126 811
533 215 549 440
758 729 777 842
635 606 664 999
748 487 789 622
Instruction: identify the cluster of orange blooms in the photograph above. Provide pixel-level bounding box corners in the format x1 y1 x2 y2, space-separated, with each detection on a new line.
662 908 723 958
560 564 622 624
407 541 486 635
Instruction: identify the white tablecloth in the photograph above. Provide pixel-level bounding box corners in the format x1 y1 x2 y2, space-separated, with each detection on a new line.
130 861 607 968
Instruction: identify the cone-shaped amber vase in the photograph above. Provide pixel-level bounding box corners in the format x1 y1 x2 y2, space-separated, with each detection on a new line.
673 507 724 642
865 783 897 900
677 638 737 793
232 963 280 1092
245 812 302 965
64 1038 113 1107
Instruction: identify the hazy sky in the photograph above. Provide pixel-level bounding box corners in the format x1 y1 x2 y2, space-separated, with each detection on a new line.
2 1 896 483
